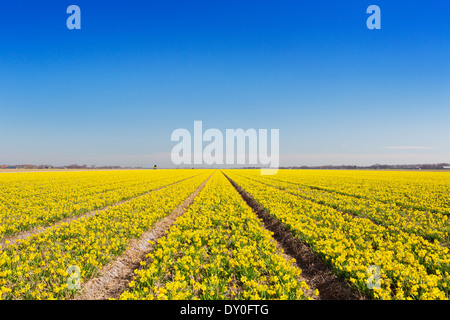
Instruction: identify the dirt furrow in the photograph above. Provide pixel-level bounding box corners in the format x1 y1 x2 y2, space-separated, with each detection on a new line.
0 175 198 249
72 174 212 300
223 173 365 300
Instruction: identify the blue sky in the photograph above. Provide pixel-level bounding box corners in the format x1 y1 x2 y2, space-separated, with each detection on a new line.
0 1 449 167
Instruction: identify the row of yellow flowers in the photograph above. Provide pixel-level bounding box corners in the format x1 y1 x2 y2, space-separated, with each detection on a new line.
224 170 450 300
120 171 314 300
0 171 211 299
0 170 200 240
232 171 449 245
240 169 450 216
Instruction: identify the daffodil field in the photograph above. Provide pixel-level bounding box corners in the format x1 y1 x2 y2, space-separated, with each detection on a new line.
0 170 202 240
223 170 450 300
120 172 311 300
0 169 449 300
0 170 210 299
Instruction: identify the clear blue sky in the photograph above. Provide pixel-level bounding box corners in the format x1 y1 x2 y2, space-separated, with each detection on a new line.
0 1 449 167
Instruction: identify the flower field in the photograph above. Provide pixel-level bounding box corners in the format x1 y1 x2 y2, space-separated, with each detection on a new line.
0 169 449 300
223 170 450 300
120 172 311 300
0 170 210 299
0 170 202 240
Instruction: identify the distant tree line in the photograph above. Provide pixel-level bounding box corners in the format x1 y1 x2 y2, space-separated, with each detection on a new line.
1 163 449 170
0 164 142 170
278 163 450 170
